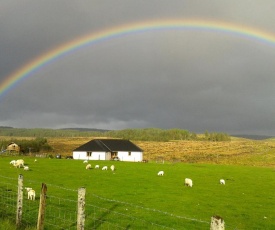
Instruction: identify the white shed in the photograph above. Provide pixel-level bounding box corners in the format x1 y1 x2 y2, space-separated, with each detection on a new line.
72 139 143 162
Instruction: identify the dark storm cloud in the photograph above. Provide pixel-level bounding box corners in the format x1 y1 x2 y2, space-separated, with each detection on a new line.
0 1 275 135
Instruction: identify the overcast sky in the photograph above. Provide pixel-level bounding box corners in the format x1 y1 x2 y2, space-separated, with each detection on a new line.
0 1 275 135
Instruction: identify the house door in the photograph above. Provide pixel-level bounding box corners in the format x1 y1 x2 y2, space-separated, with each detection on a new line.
111 152 118 159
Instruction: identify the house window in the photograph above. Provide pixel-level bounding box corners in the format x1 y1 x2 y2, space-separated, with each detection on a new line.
87 152 92 157
128 152 131 156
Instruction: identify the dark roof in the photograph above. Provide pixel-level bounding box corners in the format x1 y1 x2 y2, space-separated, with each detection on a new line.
73 139 143 152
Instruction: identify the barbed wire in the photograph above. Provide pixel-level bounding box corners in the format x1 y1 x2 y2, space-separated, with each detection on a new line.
86 203 176 230
89 193 209 224
0 174 18 181
0 174 219 229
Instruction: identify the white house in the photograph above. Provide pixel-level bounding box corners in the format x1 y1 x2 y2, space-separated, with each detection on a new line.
72 139 143 162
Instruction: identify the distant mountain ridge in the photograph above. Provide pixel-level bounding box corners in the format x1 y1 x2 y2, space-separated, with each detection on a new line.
0 126 273 140
232 134 274 140
59 128 110 132
0 126 109 132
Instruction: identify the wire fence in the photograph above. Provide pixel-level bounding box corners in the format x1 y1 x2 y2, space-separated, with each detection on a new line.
0 174 219 230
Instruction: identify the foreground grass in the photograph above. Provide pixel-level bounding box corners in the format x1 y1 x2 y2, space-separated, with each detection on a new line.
1 156 275 229
0 219 36 230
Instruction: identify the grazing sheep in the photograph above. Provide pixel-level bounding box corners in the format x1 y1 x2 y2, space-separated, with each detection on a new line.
110 165 115 171
83 160 88 163
220 179 225 185
10 160 16 165
102 166 108 170
86 164 92 170
13 159 25 168
184 178 193 187
25 187 35 200
157 171 164 176
23 166 29 171
95 165 100 169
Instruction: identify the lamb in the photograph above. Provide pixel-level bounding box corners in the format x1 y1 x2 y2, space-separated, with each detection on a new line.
86 164 92 170
220 179 225 185
95 165 100 169
157 171 164 176
83 160 88 163
102 166 108 170
25 187 35 200
13 159 25 168
184 178 193 187
23 166 29 171
110 165 115 171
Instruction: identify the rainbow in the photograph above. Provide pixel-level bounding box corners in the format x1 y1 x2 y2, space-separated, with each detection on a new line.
1 19 275 98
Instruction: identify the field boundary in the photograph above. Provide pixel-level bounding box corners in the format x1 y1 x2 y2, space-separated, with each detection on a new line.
0 174 226 229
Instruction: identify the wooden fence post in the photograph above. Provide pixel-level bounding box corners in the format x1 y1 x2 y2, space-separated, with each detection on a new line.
77 187 86 230
16 174 23 228
210 215 225 230
37 183 47 230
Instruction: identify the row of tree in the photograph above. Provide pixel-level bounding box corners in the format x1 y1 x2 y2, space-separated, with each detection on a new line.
0 127 231 142
0 137 52 154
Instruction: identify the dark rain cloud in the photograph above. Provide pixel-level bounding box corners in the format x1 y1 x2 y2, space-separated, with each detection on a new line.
0 1 275 135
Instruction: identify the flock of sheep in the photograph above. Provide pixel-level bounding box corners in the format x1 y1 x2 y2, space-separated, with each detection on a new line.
10 159 37 200
156 170 194 187
9 159 33 171
9 158 225 201
157 170 225 187
83 161 225 188
84 160 115 172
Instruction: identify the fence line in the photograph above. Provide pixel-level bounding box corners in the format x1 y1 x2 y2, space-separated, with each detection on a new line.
85 203 177 230
0 174 210 225
0 174 225 229
89 193 210 224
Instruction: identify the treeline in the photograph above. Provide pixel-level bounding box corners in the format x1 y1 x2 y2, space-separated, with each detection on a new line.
204 131 231 141
0 127 231 142
0 127 104 138
0 137 52 154
105 128 198 141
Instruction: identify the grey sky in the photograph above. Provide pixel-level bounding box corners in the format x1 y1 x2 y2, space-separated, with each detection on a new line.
0 1 275 135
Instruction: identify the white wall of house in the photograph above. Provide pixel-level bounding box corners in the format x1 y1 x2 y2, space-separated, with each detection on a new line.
73 151 107 160
73 151 142 162
117 151 143 162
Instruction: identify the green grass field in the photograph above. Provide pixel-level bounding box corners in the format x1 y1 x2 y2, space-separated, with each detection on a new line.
1 156 275 229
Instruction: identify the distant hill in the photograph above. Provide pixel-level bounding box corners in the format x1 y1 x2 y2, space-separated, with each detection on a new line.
0 126 13 129
232 134 274 140
59 128 110 132
1 126 273 141
0 126 110 133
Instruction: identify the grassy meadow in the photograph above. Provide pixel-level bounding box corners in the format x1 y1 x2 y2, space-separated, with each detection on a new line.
1 151 275 229
44 136 275 166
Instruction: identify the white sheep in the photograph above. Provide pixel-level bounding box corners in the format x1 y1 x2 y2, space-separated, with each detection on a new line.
34 159 37 162
102 166 108 170
25 187 35 200
23 166 29 171
157 171 164 176
184 178 193 187
83 160 88 163
95 165 100 169
110 165 115 171
10 160 16 165
86 164 92 170
220 179 225 185
13 159 25 168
